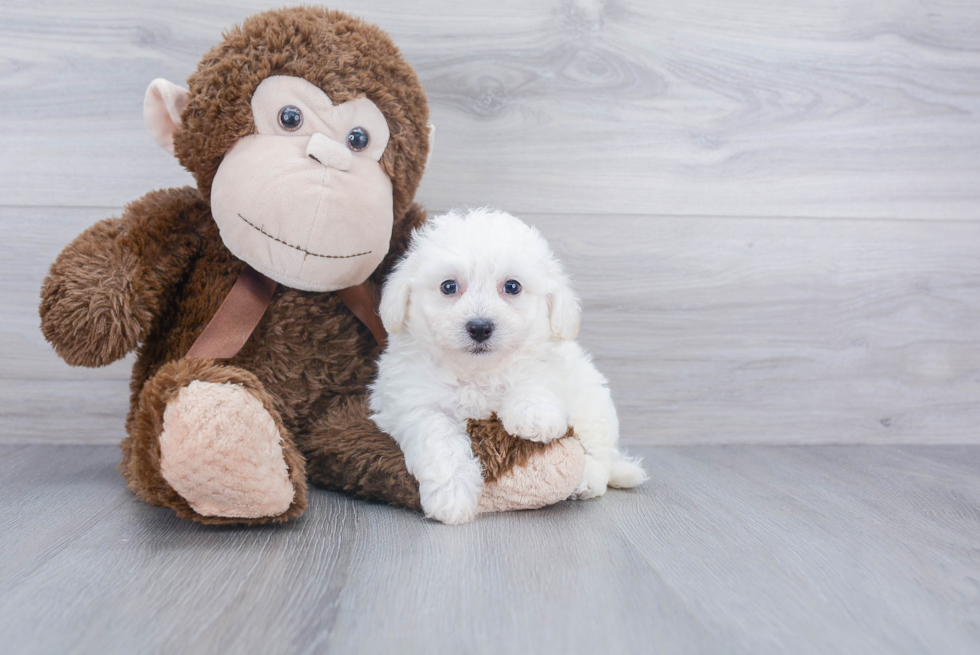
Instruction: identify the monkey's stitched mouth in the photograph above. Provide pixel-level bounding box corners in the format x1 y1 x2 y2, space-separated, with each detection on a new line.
238 214 371 259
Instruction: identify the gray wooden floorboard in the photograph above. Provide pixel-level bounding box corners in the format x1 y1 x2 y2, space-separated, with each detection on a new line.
1 0 978 218
1 444 978 655
6 206 979 445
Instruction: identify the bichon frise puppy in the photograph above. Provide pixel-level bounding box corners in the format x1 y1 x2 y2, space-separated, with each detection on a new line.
370 208 647 524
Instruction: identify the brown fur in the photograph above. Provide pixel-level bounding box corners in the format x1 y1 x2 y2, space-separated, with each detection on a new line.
122 357 309 525
38 8 575 525
39 187 204 367
302 394 422 511
469 415 575 484
175 6 429 221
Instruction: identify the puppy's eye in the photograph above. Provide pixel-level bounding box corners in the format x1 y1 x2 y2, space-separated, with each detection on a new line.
278 106 304 131
347 127 370 151
441 280 459 295
503 279 522 295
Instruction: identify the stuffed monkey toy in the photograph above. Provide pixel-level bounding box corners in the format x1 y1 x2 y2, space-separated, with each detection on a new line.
39 7 585 525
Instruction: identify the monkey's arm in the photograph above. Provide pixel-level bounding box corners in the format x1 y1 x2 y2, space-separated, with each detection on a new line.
303 394 585 514
40 187 208 367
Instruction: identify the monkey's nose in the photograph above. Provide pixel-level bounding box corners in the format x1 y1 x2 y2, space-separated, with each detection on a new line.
466 319 494 343
306 133 352 171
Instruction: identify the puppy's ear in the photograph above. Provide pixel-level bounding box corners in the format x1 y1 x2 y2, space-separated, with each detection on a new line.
380 261 412 334
548 274 581 341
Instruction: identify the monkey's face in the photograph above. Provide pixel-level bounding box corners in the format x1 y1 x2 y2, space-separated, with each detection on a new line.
209 76 394 292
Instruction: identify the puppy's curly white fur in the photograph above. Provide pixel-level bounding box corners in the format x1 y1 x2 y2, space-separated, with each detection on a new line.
370 208 647 524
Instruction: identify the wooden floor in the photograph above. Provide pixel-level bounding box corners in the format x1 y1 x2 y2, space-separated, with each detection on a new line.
2 444 979 655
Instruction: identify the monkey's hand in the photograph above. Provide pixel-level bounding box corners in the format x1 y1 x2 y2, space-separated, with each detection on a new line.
40 217 152 367
40 187 206 367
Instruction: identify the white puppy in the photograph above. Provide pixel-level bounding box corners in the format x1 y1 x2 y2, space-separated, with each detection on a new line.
369 208 647 524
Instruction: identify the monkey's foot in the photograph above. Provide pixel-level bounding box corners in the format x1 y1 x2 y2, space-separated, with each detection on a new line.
159 380 294 518
478 437 586 513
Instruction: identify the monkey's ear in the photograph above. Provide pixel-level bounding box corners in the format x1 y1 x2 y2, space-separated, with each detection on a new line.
144 79 190 155
424 124 436 171
379 261 413 335
547 275 581 341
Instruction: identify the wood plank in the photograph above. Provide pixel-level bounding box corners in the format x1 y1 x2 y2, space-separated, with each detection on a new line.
532 212 980 444
0 206 132 444
1 444 978 654
4 207 979 445
1 0 979 218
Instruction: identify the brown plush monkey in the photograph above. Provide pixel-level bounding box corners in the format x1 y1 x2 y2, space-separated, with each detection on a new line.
39 7 585 525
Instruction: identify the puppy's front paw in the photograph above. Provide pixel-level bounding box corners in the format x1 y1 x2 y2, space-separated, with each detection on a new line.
499 400 568 443
570 455 610 500
420 471 482 525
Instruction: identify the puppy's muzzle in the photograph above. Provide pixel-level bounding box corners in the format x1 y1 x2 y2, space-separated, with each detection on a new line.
466 319 494 343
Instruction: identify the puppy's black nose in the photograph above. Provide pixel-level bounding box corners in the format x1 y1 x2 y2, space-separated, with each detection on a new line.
466 319 494 343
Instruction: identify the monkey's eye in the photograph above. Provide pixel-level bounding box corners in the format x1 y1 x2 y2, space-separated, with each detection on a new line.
278 106 304 131
503 280 522 295
441 280 459 295
347 127 370 152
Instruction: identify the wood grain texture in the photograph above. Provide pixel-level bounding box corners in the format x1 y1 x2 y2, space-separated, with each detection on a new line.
0 0 979 217
1 444 978 655
5 206 978 445
4 4 980 651
1 2 978 446
0 206 133 444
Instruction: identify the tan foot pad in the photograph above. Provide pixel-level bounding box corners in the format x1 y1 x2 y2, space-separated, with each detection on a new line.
160 380 294 518
478 438 586 513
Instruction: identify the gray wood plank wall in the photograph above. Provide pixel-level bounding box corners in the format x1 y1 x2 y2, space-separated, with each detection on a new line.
1 0 978 445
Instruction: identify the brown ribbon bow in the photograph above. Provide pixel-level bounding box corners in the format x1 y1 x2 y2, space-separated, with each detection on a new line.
186 265 387 360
